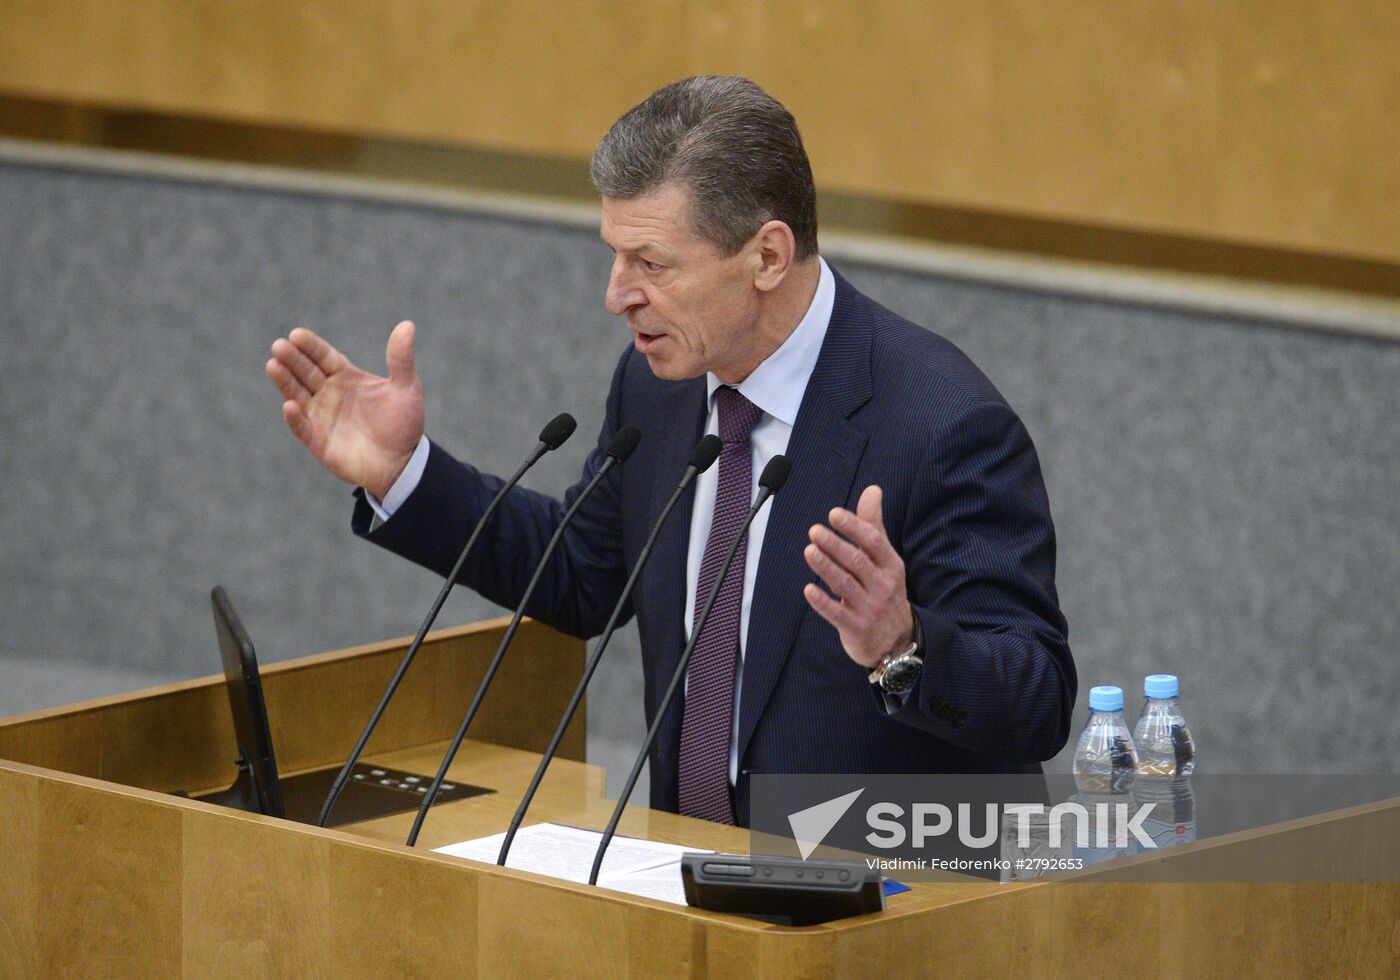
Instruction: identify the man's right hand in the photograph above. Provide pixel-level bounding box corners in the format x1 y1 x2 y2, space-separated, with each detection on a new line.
265 320 425 500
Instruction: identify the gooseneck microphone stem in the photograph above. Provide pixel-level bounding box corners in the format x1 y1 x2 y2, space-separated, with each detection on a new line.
405 425 641 846
316 413 576 829
588 454 789 886
497 435 721 867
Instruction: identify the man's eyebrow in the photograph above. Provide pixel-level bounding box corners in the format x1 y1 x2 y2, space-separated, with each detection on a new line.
600 238 667 257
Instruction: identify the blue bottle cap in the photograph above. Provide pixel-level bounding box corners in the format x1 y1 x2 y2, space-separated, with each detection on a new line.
1088 685 1124 712
1144 674 1179 699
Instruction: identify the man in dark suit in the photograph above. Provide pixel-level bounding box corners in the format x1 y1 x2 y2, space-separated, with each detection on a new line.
267 76 1075 826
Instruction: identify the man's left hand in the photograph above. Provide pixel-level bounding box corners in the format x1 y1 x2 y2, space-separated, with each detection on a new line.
802 485 915 670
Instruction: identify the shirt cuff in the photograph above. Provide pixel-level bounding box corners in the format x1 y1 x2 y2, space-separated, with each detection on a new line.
362 435 431 523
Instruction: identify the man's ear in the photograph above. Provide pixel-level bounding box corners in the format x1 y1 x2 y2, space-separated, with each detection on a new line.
750 220 797 292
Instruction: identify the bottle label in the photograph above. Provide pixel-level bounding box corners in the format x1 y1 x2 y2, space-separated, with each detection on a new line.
1137 816 1197 852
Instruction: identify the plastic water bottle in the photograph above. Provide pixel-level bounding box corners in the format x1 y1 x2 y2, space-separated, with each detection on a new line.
1073 685 1138 794
1133 775 1197 853
1071 686 1139 865
1132 674 1196 777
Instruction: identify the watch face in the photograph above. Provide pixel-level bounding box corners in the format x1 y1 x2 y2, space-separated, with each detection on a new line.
882 657 921 695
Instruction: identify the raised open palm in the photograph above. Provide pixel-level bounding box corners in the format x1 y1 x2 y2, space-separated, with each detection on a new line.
265 320 425 499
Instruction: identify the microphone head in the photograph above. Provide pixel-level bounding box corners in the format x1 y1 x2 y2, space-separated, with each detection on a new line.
606 425 642 462
539 413 577 450
758 454 791 494
688 434 723 473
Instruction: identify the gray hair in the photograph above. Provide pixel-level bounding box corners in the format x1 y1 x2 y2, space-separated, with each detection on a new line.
590 76 818 260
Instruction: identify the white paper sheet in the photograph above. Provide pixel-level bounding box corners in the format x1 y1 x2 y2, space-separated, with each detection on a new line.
434 823 708 905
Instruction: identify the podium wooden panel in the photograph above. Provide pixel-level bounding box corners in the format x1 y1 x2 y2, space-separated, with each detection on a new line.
2 617 1396 977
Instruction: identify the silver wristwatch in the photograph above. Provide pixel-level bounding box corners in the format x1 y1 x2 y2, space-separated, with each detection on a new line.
869 638 923 696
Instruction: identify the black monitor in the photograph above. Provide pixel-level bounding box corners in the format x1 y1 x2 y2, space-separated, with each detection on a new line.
209 585 285 818
195 586 489 824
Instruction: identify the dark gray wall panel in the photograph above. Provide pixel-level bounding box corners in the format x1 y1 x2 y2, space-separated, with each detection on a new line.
2 155 1396 782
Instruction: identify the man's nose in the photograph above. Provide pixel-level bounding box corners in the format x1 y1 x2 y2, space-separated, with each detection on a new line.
605 259 645 316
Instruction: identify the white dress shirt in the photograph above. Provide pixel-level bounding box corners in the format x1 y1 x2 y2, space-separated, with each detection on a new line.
368 257 837 785
685 257 833 782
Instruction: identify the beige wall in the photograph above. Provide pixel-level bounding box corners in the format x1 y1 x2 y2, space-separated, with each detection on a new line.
2 0 1397 265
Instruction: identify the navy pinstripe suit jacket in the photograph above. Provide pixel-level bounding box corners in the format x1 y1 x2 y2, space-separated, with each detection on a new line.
354 268 1076 824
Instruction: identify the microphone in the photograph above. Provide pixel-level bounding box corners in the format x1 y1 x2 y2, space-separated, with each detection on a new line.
496 434 724 866
405 424 643 846
588 453 791 884
316 412 577 828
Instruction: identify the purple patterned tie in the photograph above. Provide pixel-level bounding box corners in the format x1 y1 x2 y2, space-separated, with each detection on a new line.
679 386 764 824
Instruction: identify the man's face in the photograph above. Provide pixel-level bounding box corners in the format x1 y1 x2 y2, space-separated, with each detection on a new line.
600 183 762 383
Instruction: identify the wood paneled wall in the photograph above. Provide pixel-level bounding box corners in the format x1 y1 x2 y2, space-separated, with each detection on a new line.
1 1 1397 265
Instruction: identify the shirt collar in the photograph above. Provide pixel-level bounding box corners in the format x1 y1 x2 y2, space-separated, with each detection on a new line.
706 256 834 426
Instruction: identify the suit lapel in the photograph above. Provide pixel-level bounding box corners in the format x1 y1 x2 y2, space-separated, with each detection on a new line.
642 373 707 715
737 271 874 766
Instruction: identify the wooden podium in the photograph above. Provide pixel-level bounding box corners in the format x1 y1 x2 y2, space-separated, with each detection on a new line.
2 617 1396 976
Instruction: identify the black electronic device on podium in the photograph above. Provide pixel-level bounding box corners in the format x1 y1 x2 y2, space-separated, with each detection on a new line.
193 586 489 825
